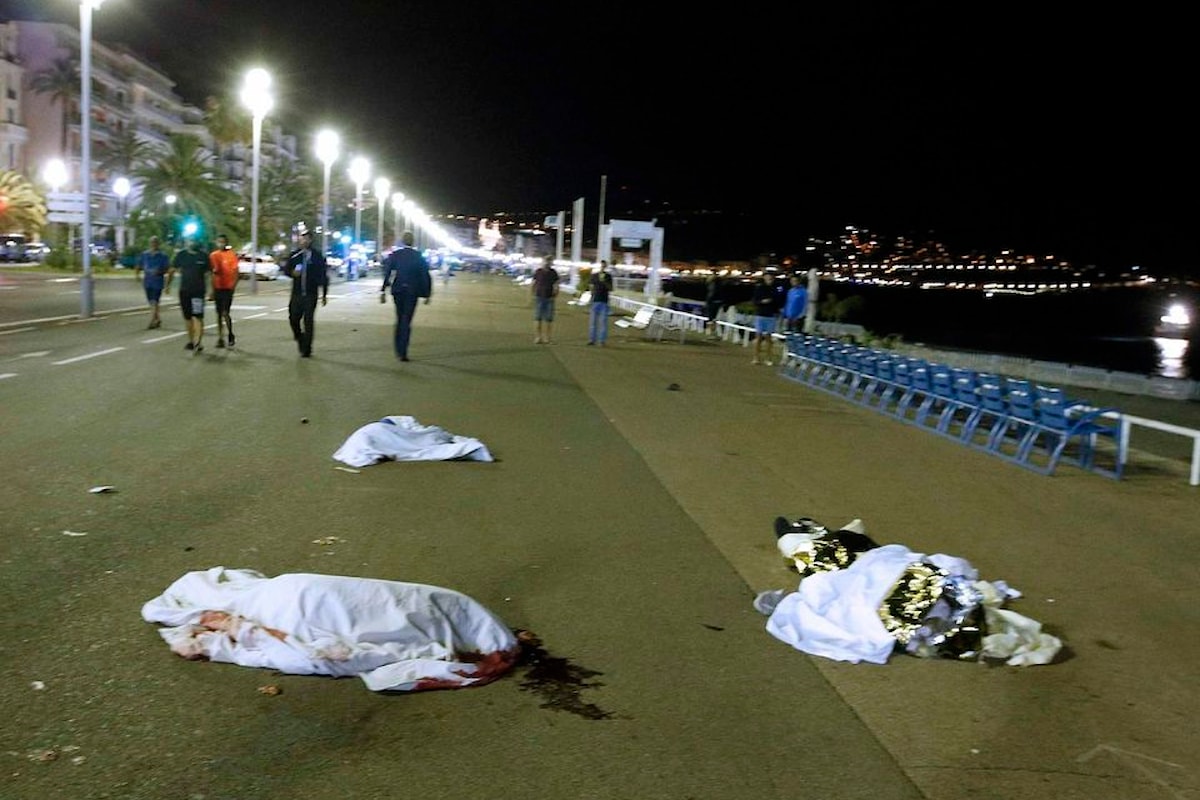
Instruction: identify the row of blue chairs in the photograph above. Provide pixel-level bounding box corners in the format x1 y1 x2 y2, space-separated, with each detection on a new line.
780 334 1125 479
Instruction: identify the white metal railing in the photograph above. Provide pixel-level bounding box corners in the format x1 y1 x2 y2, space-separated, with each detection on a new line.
609 293 1200 487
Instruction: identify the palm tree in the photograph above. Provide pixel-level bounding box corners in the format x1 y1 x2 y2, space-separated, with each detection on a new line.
29 58 79 154
0 171 48 235
255 158 318 250
97 128 151 184
133 133 236 243
202 95 249 154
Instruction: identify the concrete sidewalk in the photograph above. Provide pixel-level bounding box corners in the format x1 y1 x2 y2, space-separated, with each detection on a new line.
1 272 1195 800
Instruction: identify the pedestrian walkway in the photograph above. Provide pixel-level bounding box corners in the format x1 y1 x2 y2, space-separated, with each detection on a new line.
1 271 1195 800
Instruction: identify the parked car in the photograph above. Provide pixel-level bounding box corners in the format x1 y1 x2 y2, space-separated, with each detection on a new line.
237 253 280 281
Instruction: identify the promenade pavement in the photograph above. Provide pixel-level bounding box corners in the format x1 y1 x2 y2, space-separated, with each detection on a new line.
1 272 1196 800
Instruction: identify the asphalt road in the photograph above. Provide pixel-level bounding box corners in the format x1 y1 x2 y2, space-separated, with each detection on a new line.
1 271 1196 800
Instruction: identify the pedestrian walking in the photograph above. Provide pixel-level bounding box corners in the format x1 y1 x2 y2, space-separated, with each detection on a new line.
166 236 211 353
209 234 239 348
703 272 724 337
134 235 169 329
379 230 432 362
784 273 809 333
532 255 559 344
282 225 328 358
751 271 782 365
588 259 613 346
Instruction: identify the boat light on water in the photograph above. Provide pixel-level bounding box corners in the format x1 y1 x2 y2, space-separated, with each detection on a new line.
1155 303 1193 339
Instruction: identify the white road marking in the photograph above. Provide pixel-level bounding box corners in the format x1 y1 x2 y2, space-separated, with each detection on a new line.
0 372 16 380
0 327 36 336
53 347 126 365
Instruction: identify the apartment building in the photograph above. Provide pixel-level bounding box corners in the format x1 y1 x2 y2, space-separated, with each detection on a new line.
0 17 298 242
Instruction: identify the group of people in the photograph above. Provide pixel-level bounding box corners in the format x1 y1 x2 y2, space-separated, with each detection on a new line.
132 226 435 361
134 233 239 353
529 256 615 346
750 272 810 366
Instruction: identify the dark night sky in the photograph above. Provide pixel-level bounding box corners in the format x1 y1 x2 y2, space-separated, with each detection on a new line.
0 1 1190 270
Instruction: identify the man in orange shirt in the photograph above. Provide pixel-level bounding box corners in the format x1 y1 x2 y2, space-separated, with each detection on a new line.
209 234 240 348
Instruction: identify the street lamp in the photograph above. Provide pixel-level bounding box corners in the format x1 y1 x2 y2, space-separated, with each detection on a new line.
240 67 273 295
348 156 369 280
391 191 405 245
112 176 129 256
44 158 68 256
315 129 339 256
373 176 389 260
79 0 104 317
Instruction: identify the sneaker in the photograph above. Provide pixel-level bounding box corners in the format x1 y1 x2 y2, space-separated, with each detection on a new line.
751 358 761 365
193 345 203 355
185 342 194 351
534 336 543 344
765 360 774 367
227 335 235 347
216 339 226 349
587 341 595 346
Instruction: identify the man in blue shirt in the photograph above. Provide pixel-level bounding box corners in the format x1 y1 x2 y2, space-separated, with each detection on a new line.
784 274 809 333
380 230 432 362
134 235 170 329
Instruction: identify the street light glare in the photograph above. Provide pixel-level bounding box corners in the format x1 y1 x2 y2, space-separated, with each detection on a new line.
240 68 274 116
43 158 68 190
349 157 370 186
112 176 130 197
374 176 390 198
315 129 340 165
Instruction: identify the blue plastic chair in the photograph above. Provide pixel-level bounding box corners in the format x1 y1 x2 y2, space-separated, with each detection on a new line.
1023 399 1125 479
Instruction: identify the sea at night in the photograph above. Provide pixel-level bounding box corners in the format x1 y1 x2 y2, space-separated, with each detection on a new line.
661 277 1199 382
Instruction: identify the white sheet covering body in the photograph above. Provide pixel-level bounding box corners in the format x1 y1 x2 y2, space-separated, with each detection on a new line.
332 415 493 468
142 568 519 691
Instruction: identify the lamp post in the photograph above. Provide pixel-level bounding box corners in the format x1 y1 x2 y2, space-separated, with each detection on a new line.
348 156 369 281
391 191 404 246
44 158 68 256
112 176 129 256
79 0 103 317
314 129 339 256
240 67 273 295
373 176 389 261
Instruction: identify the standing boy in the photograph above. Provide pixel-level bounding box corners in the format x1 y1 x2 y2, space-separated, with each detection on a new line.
588 259 613 346
532 256 559 344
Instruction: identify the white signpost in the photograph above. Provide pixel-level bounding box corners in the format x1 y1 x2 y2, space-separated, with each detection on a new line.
47 191 86 225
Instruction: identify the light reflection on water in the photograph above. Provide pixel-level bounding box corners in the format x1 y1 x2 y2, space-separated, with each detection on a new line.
1155 337 1190 380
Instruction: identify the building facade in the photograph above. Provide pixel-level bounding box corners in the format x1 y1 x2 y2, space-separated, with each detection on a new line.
0 17 298 246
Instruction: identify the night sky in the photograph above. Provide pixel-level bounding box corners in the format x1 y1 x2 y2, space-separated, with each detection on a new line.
0 1 1189 271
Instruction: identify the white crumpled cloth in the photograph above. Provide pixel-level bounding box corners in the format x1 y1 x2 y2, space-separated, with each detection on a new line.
142 567 519 691
759 543 1061 666
332 415 494 468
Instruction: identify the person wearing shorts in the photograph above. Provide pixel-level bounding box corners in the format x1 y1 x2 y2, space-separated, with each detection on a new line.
750 271 782 366
167 237 211 354
209 235 239 348
135 236 170 329
531 255 559 344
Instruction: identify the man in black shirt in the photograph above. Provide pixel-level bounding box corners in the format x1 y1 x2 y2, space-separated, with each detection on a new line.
166 237 211 353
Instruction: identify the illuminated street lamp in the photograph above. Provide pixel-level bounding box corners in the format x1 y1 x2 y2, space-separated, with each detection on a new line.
240 67 273 295
348 156 369 280
112 176 130 255
43 158 68 254
391 191 405 245
315 129 339 255
373 176 389 261
79 0 104 317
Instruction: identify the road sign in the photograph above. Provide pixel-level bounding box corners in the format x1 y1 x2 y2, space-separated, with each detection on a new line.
47 191 86 214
